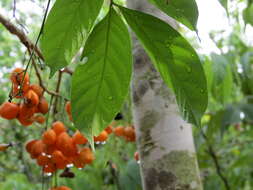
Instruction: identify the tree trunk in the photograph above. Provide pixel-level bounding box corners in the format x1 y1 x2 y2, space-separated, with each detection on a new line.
128 0 203 189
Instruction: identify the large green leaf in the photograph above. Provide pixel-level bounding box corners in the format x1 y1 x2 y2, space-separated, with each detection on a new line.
147 0 198 31
71 8 132 137
41 0 103 76
119 7 207 126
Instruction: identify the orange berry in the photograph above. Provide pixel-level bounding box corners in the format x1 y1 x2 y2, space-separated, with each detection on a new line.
38 97 49 114
56 161 67 170
25 89 39 107
94 130 108 142
12 83 29 98
52 150 68 169
79 147 95 164
68 114 73 121
56 132 71 149
10 68 29 85
124 126 136 142
17 115 34 126
57 186 72 190
56 132 77 157
19 103 36 119
52 121 66 135
65 101 73 121
31 140 46 158
51 150 65 164
105 125 113 134
65 101 71 115
113 126 124 136
45 144 57 155
29 84 43 97
134 151 139 161
0 102 19 120
73 158 85 169
37 154 50 166
42 129 56 145
63 142 78 157
34 115 46 124
43 162 56 173
72 130 87 144
25 140 38 153
11 84 22 98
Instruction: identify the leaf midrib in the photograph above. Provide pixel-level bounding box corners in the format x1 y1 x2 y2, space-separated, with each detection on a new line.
92 10 113 127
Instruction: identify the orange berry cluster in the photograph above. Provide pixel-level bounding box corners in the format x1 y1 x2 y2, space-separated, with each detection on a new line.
26 121 95 173
0 68 48 126
63 101 136 142
113 125 136 142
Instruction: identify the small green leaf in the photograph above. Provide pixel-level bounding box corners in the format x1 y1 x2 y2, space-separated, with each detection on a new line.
41 0 103 76
211 54 233 104
218 0 228 13
119 7 207 126
147 0 198 31
240 52 253 95
71 8 132 136
119 160 142 190
243 4 253 27
203 58 214 94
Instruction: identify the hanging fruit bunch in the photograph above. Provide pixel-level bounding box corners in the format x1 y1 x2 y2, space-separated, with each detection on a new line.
0 68 48 126
26 121 95 173
0 68 138 189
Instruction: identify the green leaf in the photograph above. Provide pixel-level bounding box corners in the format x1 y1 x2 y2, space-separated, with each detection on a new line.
240 52 253 95
221 105 240 135
218 0 228 13
203 58 214 94
119 160 142 190
147 0 198 31
239 103 253 123
243 4 253 27
119 7 207 126
71 8 132 137
211 54 233 104
41 0 103 76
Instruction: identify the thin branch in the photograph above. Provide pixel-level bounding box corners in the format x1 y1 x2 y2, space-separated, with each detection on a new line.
13 0 16 18
53 71 63 117
0 13 44 61
200 130 231 190
61 67 73 75
30 54 68 100
0 9 75 76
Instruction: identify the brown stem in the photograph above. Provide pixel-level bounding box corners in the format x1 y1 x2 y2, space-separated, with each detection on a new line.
30 54 68 100
201 130 231 190
0 13 44 61
53 71 63 118
61 67 73 75
0 9 75 77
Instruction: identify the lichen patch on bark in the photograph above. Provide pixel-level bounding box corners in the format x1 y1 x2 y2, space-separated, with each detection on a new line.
143 150 202 190
138 110 160 157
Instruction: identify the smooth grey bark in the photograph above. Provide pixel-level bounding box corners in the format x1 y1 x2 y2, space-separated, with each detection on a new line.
127 0 203 189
